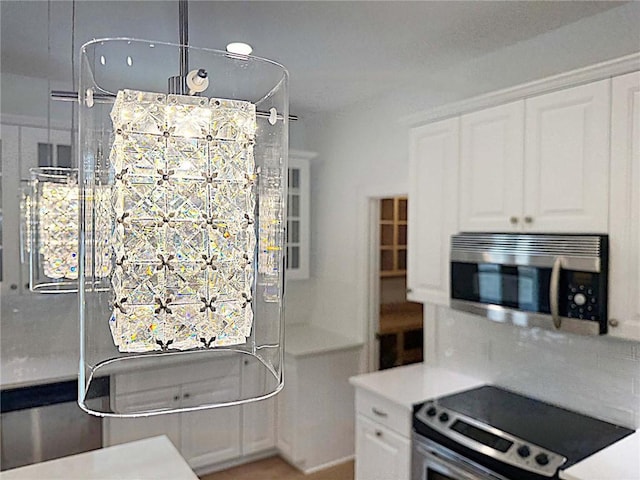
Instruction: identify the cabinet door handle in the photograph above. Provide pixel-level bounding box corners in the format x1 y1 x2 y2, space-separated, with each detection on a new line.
509 216 519 225
524 216 533 224
183 393 191 399
173 395 180 402
375 430 383 437
372 407 388 418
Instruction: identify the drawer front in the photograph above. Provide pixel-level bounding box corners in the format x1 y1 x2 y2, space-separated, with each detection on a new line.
356 389 411 437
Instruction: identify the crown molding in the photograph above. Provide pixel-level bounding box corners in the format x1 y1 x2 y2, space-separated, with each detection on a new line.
400 52 640 127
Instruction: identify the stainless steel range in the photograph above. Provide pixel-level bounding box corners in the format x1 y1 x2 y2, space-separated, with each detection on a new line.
412 386 634 480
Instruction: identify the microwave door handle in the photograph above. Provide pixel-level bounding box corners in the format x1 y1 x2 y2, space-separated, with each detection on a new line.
550 256 565 329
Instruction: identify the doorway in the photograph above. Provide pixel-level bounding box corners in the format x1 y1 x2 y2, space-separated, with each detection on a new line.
376 196 423 370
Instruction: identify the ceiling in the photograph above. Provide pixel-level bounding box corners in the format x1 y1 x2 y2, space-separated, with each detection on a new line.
0 1 628 117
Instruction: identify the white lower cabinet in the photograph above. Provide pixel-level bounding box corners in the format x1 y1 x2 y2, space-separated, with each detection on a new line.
354 389 411 480
105 386 182 449
355 414 410 480
180 379 241 469
104 356 275 473
277 347 361 473
241 359 276 455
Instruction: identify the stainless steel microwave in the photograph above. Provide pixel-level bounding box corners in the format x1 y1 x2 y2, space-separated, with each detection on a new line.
450 233 609 336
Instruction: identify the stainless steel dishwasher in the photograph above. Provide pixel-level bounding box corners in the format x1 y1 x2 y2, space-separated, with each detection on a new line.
1 378 109 470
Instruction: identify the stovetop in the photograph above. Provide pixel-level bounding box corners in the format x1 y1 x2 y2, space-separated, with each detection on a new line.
413 385 634 479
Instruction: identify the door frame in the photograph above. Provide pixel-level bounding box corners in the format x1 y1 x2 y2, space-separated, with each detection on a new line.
359 184 408 373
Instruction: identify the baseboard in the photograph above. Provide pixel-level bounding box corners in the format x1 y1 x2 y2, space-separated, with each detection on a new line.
193 448 278 477
300 454 355 475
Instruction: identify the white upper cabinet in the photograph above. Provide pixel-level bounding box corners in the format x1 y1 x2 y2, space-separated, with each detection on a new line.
407 117 459 305
286 150 315 280
609 71 640 341
523 79 610 232
459 101 524 232
459 80 611 233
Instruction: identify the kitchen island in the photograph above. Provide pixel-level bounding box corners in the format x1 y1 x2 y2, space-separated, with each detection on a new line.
0 436 198 479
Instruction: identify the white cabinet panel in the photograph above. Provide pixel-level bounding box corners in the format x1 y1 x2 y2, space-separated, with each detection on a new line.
181 378 241 469
459 101 524 232
407 117 459 305
524 79 610 232
1 125 21 294
104 386 181 449
241 359 276 455
609 71 640 341
277 348 360 473
355 414 410 480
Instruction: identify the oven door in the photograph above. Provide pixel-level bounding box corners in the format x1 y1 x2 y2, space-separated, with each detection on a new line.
413 434 508 480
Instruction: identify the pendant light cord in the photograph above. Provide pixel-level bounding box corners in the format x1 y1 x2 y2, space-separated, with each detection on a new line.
46 0 51 163
179 0 189 79
70 0 76 166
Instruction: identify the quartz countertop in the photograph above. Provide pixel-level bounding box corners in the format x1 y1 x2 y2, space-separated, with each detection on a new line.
284 323 363 358
1 294 80 389
0 435 198 480
559 431 640 480
349 363 487 410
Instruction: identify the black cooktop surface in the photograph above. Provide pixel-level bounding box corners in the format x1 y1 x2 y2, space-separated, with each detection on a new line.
436 385 634 466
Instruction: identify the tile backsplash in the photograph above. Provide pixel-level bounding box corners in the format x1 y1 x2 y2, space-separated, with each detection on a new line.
432 306 640 429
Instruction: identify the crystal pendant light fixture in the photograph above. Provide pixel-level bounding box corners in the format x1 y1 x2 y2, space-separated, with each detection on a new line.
28 168 111 293
78 38 288 417
29 168 81 292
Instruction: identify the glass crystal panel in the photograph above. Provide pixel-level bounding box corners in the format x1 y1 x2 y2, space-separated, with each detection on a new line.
110 89 257 352
34 179 112 284
39 183 79 279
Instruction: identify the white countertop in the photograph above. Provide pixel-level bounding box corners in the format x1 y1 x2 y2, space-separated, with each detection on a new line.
0 436 198 480
349 363 487 410
285 323 363 358
559 431 640 480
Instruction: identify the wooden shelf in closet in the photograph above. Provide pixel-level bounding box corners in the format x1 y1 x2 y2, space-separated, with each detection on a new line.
379 196 408 278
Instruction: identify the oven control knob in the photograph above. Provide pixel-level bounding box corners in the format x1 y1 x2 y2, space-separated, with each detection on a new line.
517 445 531 458
426 407 437 417
535 453 550 466
574 293 587 306
438 412 449 423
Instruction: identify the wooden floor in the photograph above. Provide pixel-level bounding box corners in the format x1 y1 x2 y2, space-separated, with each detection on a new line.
199 456 354 480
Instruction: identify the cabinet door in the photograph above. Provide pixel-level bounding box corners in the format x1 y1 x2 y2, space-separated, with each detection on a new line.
103 386 181 448
180 377 241 469
609 71 640 341
407 117 459 305
19 127 72 178
1 125 20 294
524 79 610 232
241 359 276 455
355 414 410 480
459 101 524 232
287 151 314 280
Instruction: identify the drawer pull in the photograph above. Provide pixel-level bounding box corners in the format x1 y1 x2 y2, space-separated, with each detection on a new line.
375 430 383 437
372 407 388 417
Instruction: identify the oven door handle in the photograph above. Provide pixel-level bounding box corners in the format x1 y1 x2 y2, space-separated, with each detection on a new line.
550 256 566 330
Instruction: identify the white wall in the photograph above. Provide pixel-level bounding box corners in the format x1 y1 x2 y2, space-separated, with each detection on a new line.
433 306 640 429
292 2 640 347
